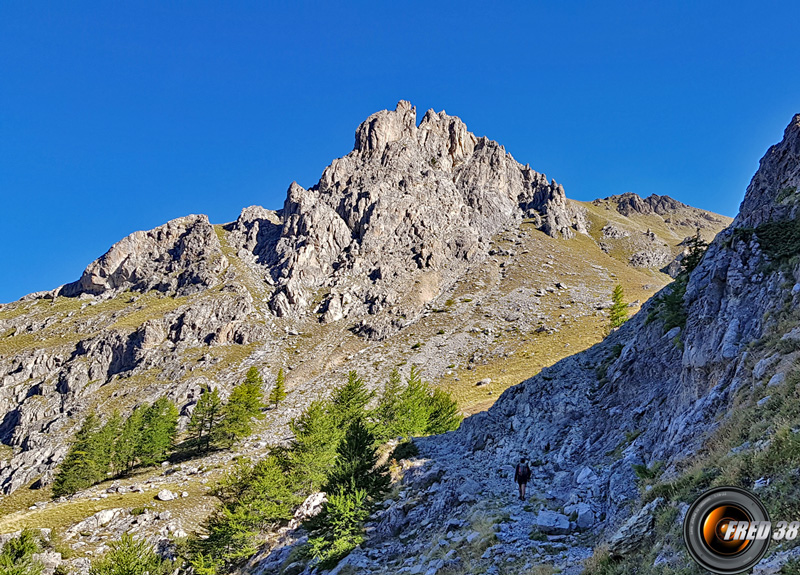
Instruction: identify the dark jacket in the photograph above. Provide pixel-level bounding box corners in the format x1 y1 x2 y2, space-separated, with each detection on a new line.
514 463 531 483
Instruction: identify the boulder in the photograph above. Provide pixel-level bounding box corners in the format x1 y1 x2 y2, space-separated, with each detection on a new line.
536 510 571 535
156 489 176 502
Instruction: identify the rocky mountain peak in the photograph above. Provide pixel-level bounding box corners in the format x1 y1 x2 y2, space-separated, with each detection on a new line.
243 101 590 331
354 100 418 154
736 113 800 229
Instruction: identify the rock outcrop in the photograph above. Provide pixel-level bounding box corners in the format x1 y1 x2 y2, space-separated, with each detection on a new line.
60 215 227 298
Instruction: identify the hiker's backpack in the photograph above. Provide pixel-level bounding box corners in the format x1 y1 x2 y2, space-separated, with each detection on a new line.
516 463 531 482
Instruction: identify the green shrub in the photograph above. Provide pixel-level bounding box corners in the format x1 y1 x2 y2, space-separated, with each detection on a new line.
305 489 370 569
776 186 798 204
89 534 174 575
0 530 43 575
755 218 800 267
632 461 664 481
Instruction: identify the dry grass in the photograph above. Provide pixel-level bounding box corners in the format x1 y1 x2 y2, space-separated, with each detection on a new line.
111 292 190 331
0 476 216 536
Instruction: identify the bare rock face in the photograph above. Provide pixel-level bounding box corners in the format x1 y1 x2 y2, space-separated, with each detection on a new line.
736 113 800 229
260 101 588 330
612 192 686 217
60 215 228 298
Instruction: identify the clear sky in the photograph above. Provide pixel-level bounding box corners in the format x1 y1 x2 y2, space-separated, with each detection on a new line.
2 1 800 303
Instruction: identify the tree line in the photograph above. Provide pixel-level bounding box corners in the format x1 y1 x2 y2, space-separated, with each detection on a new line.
52 366 285 498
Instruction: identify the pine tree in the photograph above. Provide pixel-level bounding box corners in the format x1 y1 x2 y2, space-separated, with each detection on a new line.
287 400 340 492
324 418 389 497
393 367 431 440
217 367 266 447
190 457 298 573
425 388 462 435
137 397 179 467
52 414 108 497
0 529 43 575
308 419 388 568
188 387 224 454
330 371 374 430
268 368 287 408
113 406 145 475
373 370 403 442
609 284 628 329
306 489 369 569
682 230 709 274
96 412 122 477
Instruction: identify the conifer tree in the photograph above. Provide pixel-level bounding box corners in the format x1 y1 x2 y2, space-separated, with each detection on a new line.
324 418 389 497
609 284 628 329
0 529 43 575
330 371 373 430
682 230 709 274
393 366 431 439
89 533 173 575
52 413 107 497
373 370 402 442
287 400 340 492
217 367 266 447
137 397 179 466
113 406 145 475
308 418 388 568
188 387 224 454
425 388 462 435
96 412 123 476
190 457 298 573
268 368 287 408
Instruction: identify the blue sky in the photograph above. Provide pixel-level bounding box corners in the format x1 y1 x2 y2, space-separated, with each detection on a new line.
2 1 800 303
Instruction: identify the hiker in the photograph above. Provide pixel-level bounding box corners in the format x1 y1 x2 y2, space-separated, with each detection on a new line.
514 457 531 500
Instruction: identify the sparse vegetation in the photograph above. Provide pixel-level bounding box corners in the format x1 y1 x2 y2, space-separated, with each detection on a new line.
647 230 708 333
89 533 175 575
268 367 287 408
754 217 800 268
608 284 628 329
